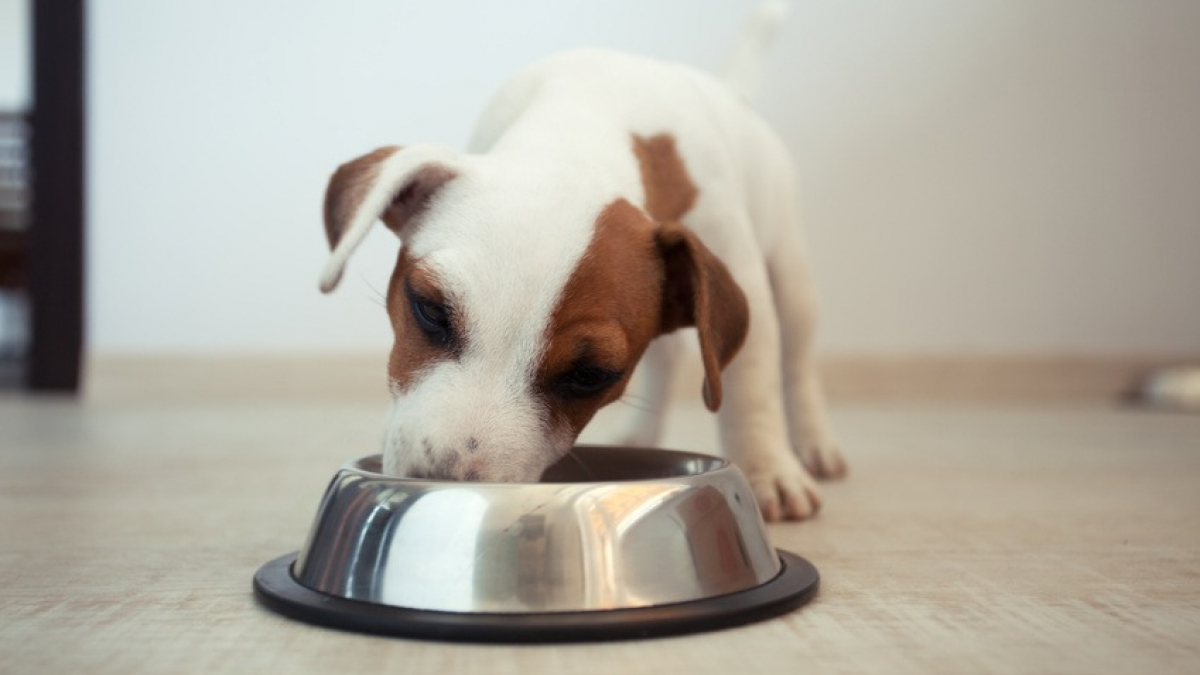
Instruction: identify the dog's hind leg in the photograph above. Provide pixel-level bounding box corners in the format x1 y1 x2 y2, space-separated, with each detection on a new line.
765 217 846 479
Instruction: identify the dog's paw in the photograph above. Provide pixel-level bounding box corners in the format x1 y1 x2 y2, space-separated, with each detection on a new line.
795 435 848 480
744 457 823 522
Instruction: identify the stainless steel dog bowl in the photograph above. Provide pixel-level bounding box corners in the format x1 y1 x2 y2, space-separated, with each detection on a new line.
254 446 818 641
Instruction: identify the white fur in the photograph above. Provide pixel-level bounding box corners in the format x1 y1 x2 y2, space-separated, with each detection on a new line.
381 157 611 480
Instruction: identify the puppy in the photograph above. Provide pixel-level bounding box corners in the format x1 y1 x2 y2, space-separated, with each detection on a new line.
319 4 845 520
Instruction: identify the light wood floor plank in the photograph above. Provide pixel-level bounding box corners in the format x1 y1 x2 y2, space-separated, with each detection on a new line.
2 361 1199 674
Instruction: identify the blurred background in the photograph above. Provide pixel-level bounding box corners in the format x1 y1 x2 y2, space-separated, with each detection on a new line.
1 0 1198 398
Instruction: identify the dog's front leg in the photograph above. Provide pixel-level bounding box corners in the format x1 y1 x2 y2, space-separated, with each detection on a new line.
718 255 822 521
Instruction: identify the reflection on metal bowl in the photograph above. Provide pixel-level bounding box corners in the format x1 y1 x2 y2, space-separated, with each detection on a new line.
254 446 819 642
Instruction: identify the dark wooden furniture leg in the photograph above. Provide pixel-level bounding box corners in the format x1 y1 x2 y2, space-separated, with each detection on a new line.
28 0 85 392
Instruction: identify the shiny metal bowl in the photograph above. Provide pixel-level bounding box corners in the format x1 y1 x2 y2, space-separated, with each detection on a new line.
254 446 818 641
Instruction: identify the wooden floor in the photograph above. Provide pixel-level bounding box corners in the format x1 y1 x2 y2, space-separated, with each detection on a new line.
2 362 1199 674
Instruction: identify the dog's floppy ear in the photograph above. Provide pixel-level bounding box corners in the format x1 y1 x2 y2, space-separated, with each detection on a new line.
656 221 750 411
320 144 458 293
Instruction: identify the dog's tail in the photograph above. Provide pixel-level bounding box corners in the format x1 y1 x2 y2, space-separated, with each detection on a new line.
721 1 789 103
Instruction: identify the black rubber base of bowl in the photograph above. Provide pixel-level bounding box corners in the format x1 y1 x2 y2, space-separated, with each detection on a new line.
253 550 819 643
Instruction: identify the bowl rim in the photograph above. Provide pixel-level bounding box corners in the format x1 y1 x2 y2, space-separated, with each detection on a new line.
340 444 733 487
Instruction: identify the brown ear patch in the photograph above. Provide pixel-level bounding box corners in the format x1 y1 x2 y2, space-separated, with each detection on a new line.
632 133 698 222
656 222 750 411
322 146 457 250
323 146 400 249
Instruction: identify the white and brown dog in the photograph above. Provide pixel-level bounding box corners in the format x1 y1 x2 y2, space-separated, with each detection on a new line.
319 4 845 521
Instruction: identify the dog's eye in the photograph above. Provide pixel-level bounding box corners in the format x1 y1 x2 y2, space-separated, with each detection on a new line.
558 364 621 399
405 282 454 347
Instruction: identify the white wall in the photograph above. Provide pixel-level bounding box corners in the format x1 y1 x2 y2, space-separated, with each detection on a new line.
0 0 29 110
87 0 1200 355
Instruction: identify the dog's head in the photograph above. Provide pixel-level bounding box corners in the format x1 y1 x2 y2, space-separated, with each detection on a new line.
320 139 747 481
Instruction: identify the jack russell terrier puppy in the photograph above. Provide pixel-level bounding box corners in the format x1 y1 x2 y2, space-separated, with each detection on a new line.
319 3 845 521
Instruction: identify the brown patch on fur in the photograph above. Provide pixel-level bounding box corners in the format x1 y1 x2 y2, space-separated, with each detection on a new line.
632 134 698 222
379 164 458 234
323 146 457 248
633 133 749 411
539 199 665 436
384 249 456 392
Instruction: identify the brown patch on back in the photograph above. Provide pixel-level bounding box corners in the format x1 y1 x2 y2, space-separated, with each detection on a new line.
538 199 665 436
632 134 698 222
379 164 458 234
